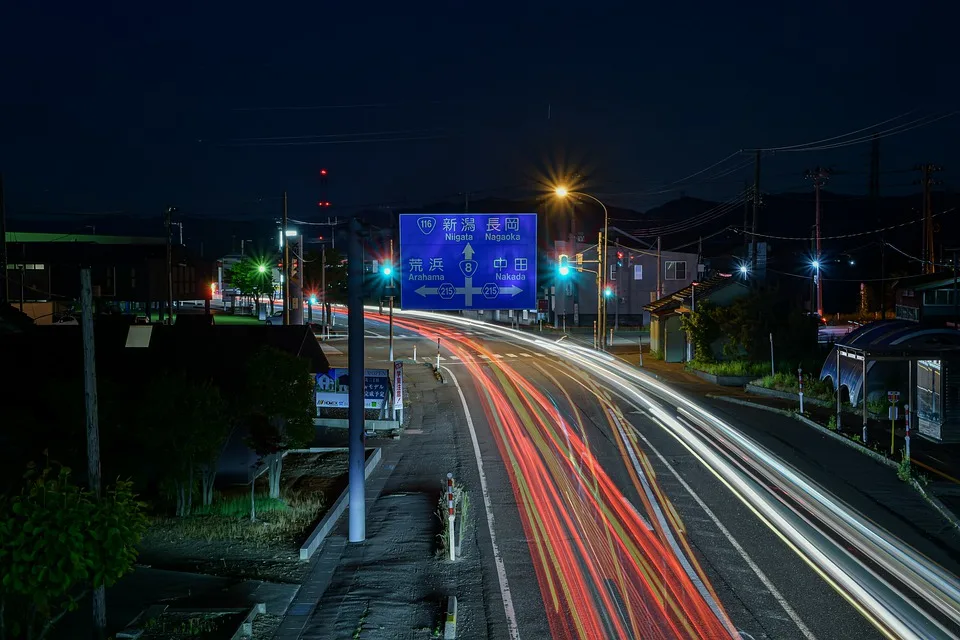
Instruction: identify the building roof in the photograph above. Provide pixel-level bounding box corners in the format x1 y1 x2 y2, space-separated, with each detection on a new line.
892 272 960 292
643 272 745 314
819 319 960 405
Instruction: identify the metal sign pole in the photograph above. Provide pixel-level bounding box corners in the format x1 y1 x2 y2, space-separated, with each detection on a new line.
347 215 366 543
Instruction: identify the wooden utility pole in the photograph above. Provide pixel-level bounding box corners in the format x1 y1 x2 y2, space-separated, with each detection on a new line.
282 192 290 325
164 207 175 324
656 236 662 299
80 268 106 638
0 173 7 306
805 168 831 317
750 151 761 270
916 164 943 274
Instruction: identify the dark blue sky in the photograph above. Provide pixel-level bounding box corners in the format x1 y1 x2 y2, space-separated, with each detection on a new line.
2 1 957 222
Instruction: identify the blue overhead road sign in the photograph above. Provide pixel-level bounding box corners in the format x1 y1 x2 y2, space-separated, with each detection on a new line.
399 213 537 311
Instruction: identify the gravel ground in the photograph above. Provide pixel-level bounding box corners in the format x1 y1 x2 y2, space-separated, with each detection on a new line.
139 451 348 583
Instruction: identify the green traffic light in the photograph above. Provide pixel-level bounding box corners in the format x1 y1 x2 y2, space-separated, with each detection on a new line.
558 265 570 276
382 265 393 276
604 287 613 297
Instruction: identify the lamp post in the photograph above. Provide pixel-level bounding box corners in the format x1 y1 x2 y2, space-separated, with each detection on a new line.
555 187 609 350
383 239 396 362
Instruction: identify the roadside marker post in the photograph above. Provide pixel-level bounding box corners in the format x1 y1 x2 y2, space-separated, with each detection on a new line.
436 338 441 370
798 366 804 414
905 403 911 462
447 473 456 561
413 344 417 362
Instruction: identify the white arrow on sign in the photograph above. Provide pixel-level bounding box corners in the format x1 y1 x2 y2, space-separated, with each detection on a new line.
500 285 523 296
462 243 475 260
415 286 440 296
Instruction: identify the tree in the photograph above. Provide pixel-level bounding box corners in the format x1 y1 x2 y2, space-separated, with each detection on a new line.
679 301 722 362
142 373 230 515
244 346 316 500
0 460 147 640
227 257 275 317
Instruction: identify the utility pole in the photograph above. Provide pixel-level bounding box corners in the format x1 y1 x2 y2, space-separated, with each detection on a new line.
743 179 750 260
805 168 831 317
916 164 943 274
347 214 366 542
282 192 290 325
80 268 106 638
750 150 761 270
321 244 327 331
0 173 7 306
880 237 886 319
656 236 662 299
164 207 175 324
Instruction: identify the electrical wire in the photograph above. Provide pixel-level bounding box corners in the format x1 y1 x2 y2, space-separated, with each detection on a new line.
763 112 957 153
882 241 956 269
764 267 948 284
667 226 736 252
737 207 956 241
751 110 918 152
628 192 749 236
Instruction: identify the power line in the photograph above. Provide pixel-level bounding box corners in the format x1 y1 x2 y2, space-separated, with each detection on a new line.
737 207 956 241
761 112 957 154
765 267 945 284
667 226 734 252
750 110 918 152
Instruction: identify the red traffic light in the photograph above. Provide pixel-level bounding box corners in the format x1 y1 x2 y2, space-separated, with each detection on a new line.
320 168 328 176
317 201 331 207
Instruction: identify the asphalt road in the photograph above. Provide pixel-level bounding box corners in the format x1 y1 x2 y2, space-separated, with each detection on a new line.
329 309 959 639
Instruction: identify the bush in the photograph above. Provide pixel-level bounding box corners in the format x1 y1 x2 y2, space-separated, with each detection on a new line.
753 371 835 401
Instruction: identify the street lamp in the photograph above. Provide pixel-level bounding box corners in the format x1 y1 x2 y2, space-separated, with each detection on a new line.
383 240 396 362
811 259 822 318
555 186 610 350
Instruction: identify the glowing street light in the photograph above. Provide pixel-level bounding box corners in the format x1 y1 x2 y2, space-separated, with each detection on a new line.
811 260 821 270
554 185 610 351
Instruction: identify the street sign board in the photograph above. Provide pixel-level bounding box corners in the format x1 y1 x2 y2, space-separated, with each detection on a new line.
393 361 403 411
315 368 389 409
398 213 537 311
537 299 548 313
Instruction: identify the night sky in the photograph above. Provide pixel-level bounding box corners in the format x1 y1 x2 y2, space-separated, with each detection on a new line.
2 1 957 222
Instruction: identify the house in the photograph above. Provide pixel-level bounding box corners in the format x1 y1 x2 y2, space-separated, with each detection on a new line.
894 273 960 325
644 273 751 363
552 235 699 328
819 319 960 443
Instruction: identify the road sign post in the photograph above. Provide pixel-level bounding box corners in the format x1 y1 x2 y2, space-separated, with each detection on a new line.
398 214 537 312
888 391 900 455
905 403 911 462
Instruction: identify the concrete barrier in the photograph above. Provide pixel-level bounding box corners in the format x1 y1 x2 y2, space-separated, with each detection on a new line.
299 447 383 561
689 369 755 387
313 418 400 431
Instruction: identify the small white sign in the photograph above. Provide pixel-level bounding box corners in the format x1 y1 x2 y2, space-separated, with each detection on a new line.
888 405 899 421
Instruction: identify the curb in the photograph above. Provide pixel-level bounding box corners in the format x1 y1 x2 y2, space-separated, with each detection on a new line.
231 603 267 640
911 478 960 532
708 394 960 531
299 447 383 561
443 596 458 639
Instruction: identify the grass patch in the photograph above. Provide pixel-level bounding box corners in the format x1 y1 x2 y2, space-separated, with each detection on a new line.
753 371 835 402
687 360 768 377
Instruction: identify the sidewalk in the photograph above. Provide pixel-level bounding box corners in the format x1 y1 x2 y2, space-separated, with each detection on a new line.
274 358 489 640
613 351 960 577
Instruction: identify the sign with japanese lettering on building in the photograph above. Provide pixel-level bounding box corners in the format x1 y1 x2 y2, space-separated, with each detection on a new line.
393 361 403 410
315 368 389 409
398 213 538 311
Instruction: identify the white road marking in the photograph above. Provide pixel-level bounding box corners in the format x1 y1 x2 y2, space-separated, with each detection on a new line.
319 344 342 355
505 353 518 358
629 425 818 640
519 353 533 358
443 367 521 640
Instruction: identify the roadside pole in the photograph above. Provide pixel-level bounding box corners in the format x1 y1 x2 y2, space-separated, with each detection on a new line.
769 333 775 377
798 366 804 414
905 403 912 462
447 473 456 561
436 337 441 370
81 268 106 638
347 215 366 543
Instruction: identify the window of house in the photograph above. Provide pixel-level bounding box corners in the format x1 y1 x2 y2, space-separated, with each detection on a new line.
664 261 687 280
634 265 643 280
923 289 954 306
917 360 942 422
